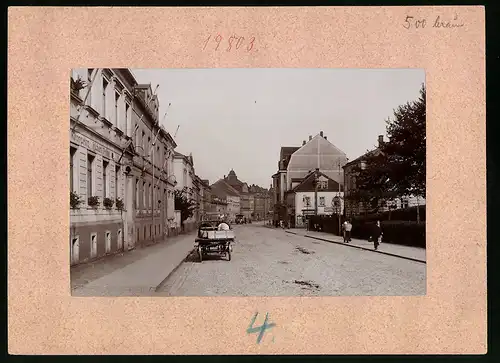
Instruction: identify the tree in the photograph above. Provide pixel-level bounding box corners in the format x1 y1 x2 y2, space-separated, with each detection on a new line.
354 83 426 209
273 202 287 221
382 83 426 198
349 152 400 214
174 187 198 229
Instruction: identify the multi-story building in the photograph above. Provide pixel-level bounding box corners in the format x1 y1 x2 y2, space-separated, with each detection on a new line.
343 135 426 217
192 175 202 223
285 168 344 228
128 82 178 247
206 195 228 220
210 178 241 223
69 68 178 265
224 170 252 220
268 185 275 220
69 68 134 265
198 179 211 221
271 131 347 225
173 151 198 232
249 184 272 221
272 146 299 209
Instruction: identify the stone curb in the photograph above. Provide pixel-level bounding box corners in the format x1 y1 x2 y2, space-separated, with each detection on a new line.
285 230 426 264
154 248 195 292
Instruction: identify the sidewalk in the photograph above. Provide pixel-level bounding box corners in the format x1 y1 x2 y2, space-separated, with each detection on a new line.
285 228 426 263
71 232 196 296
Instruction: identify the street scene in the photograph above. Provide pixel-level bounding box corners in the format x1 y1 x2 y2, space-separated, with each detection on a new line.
69 68 426 296
157 224 425 296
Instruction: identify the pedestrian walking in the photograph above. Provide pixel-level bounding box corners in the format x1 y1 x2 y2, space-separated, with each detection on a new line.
371 220 382 250
345 220 352 243
342 221 348 242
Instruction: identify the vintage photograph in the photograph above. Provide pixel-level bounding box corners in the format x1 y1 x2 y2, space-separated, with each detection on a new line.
69 68 426 297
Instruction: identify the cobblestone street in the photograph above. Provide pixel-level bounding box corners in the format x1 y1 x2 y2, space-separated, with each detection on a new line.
156 224 426 296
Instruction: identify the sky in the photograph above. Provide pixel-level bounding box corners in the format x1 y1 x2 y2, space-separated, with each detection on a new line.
131 68 425 188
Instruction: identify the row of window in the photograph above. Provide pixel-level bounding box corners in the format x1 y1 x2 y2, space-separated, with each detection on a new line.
302 196 334 207
345 199 411 210
134 129 174 177
134 179 173 213
86 69 131 133
71 229 123 263
85 70 175 174
70 147 121 201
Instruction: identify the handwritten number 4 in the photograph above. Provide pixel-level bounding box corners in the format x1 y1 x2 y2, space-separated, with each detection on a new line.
247 312 276 344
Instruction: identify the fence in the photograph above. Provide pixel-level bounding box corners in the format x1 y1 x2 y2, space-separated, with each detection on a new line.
306 205 426 248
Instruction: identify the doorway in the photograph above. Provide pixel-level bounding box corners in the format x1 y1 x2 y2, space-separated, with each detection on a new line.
105 231 111 253
71 236 79 265
90 233 97 258
117 229 123 251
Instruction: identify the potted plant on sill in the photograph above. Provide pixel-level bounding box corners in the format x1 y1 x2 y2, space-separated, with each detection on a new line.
116 197 124 211
70 76 87 100
70 191 82 209
88 196 100 209
103 197 114 210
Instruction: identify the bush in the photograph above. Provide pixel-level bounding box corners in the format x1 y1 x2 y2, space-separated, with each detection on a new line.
116 198 124 210
350 205 425 223
70 191 82 209
304 212 426 248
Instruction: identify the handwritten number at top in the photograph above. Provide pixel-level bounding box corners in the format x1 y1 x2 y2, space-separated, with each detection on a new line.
403 14 464 30
203 34 256 52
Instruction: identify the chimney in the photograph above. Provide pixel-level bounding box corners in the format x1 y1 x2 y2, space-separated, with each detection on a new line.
315 167 319 171
320 131 323 137
302 140 306 146
224 175 226 179
378 135 384 147
309 135 312 141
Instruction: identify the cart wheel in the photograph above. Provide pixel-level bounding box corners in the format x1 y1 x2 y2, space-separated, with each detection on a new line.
198 246 203 262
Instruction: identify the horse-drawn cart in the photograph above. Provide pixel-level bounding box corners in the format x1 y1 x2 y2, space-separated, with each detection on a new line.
194 220 235 262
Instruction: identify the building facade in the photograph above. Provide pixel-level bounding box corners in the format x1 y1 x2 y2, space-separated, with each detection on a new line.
70 68 179 266
224 170 253 220
70 68 135 265
192 175 202 224
210 178 241 223
272 131 347 224
206 195 228 220
173 151 198 232
198 178 211 221
286 169 344 228
128 82 178 247
343 135 426 217
249 184 272 221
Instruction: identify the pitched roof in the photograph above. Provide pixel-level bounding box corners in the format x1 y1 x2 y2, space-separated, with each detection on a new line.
279 146 300 169
280 146 300 158
174 150 194 166
291 169 344 193
210 179 241 197
344 147 383 168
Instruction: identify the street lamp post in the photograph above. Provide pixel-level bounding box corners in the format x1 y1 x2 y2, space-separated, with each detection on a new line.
314 170 319 216
149 127 165 243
